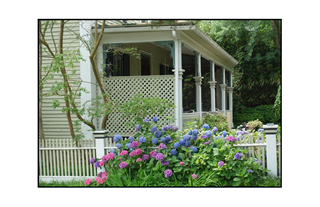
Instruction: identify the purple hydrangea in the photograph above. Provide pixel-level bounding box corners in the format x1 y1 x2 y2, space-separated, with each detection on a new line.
179 139 186 146
160 137 166 143
154 131 162 138
201 135 208 139
171 126 179 132
90 158 95 164
203 124 209 129
183 134 191 141
156 153 165 161
94 161 100 168
164 169 173 178
143 118 149 123
152 116 158 122
168 124 174 129
234 153 242 160
248 169 253 173
218 161 224 167
119 162 128 169
130 141 139 149
151 126 157 133
135 124 141 131
212 127 218 134
113 134 122 143
161 161 169 166
170 149 177 156
142 154 149 160
152 138 158 145
174 142 180 149
128 136 134 143
158 143 166 149
150 151 158 158
192 174 197 179
139 137 146 143
162 125 169 131
192 134 198 140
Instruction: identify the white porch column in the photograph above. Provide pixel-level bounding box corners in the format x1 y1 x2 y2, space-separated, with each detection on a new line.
209 81 217 112
220 84 227 115
80 20 97 138
227 87 234 128
193 51 203 120
173 36 183 130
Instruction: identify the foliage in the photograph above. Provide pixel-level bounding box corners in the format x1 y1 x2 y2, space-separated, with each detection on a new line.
274 84 281 120
85 119 268 187
246 119 263 132
119 94 175 128
197 20 281 109
233 105 280 127
194 113 229 132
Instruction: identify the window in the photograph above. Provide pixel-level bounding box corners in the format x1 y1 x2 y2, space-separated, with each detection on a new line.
140 53 151 75
160 64 174 75
105 50 130 77
141 20 148 23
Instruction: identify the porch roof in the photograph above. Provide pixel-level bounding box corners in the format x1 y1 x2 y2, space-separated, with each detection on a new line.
96 23 238 70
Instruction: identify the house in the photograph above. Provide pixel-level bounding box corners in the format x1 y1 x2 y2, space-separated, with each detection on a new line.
40 20 238 140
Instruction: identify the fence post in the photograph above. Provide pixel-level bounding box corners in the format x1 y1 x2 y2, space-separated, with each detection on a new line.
263 123 278 177
93 129 109 174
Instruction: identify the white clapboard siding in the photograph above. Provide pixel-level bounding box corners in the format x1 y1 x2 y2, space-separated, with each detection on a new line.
40 20 81 140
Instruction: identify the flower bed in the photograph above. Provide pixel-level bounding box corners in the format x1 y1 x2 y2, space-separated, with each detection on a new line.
85 117 267 187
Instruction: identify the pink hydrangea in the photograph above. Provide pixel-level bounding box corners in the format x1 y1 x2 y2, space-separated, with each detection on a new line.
96 177 105 184
136 158 143 162
134 149 142 155
192 174 197 179
119 161 128 169
226 136 237 142
150 151 158 158
158 143 166 149
101 173 108 180
99 161 105 167
120 157 123 160
120 150 128 156
107 152 115 160
180 162 185 166
129 151 135 157
101 155 108 162
84 179 92 185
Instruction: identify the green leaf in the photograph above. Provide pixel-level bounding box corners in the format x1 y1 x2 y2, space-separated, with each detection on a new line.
233 177 241 181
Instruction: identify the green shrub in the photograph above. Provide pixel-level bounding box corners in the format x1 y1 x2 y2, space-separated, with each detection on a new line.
194 113 229 132
233 105 280 127
247 119 263 131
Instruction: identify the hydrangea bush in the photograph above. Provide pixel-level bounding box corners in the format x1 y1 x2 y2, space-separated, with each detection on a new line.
85 119 267 187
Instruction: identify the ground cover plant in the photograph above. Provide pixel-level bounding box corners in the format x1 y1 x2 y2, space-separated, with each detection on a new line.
82 117 274 187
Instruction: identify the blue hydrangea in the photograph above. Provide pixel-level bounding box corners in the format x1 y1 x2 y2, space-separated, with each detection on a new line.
258 129 264 133
139 137 146 143
190 146 198 153
185 141 191 147
212 127 218 134
204 131 212 138
150 126 157 133
170 149 177 156
192 134 198 140
130 148 133 152
203 124 209 129
179 139 186 146
135 124 141 131
116 143 122 149
110 148 115 153
113 134 122 143
162 125 169 131
152 116 158 122
125 143 131 148
113 152 118 156
183 134 191 141
154 131 162 138
143 118 149 123
192 129 199 135
128 136 134 143
174 142 180 149
212 143 216 148
160 137 166 143
188 131 192 135
152 138 158 145
165 136 172 143
222 131 227 137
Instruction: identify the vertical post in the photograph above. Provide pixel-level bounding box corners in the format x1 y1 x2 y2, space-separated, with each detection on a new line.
174 39 180 129
227 87 234 128
193 51 203 120
93 129 109 174
220 84 227 115
263 124 278 177
209 60 216 112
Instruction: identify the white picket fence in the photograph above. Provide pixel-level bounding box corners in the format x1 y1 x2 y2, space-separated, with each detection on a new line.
39 133 281 182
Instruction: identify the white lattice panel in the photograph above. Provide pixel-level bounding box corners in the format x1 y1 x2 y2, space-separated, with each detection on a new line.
104 75 175 136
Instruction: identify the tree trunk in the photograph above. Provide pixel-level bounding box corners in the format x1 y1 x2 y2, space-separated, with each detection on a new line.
39 32 45 144
59 20 78 146
271 20 281 49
